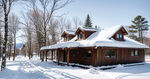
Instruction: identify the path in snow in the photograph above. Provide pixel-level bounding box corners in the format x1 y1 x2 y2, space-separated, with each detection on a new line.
0 56 81 79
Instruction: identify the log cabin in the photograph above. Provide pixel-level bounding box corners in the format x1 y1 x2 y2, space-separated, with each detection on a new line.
41 25 149 66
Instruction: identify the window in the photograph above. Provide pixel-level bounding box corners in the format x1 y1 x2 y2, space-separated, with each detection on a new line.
120 34 123 38
105 49 116 58
64 36 68 41
116 33 123 40
78 32 83 40
131 50 139 56
117 34 120 39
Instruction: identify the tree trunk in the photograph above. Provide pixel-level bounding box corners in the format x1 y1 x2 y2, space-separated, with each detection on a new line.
0 39 1 61
29 39 32 59
13 36 16 61
9 45 12 60
138 28 141 42
141 29 143 43
1 13 9 70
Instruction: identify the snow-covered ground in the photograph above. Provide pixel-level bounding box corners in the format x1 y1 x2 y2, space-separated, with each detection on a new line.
145 55 150 61
0 56 150 79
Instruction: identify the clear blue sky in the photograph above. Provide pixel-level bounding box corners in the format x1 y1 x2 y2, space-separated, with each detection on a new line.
57 0 150 28
14 0 150 43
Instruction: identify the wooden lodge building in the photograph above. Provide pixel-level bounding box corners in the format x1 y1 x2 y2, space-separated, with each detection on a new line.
41 25 149 66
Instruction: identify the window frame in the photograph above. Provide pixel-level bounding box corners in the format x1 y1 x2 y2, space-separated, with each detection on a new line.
131 50 139 56
116 33 123 41
64 36 68 41
105 49 116 59
78 31 83 40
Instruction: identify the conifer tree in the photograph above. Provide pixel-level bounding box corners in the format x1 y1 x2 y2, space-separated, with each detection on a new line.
128 25 137 40
133 15 149 42
84 14 92 27
129 15 149 43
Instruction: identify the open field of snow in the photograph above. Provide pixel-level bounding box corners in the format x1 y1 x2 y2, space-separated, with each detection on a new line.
0 56 150 79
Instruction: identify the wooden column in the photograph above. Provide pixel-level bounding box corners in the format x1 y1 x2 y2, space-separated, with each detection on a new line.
53 50 55 60
101 47 103 66
96 47 100 66
51 50 53 60
63 50 65 62
121 48 124 64
92 48 96 66
45 51 48 62
42 51 44 62
67 48 70 66
57 49 60 65
116 48 119 64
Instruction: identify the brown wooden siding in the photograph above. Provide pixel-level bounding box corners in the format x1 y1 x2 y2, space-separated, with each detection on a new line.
84 31 95 39
68 35 75 41
76 29 95 40
96 47 145 66
57 47 145 66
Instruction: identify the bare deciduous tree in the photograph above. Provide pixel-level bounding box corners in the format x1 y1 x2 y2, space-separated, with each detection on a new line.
0 23 2 61
0 8 3 61
72 16 82 29
0 0 18 70
21 13 33 59
27 9 43 56
49 19 58 45
38 0 72 46
7 32 13 60
25 0 71 61
26 23 32 59
9 13 20 61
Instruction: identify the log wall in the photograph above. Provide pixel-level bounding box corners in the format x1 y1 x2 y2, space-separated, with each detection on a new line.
57 47 145 66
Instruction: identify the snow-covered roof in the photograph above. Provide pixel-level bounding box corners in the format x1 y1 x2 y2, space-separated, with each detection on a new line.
41 25 149 50
79 26 97 31
63 30 75 35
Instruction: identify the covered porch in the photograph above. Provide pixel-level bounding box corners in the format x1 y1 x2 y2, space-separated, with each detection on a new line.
40 47 98 66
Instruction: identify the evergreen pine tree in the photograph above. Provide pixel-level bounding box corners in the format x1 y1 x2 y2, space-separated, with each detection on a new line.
84 14 92 27
130 15 149 43
128 25 138 40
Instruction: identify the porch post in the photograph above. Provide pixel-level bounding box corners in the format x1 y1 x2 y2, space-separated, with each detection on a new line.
51 50 53 60
57 49 60 65
116 48 119 64
45 50 48 62
42 51 44 62
40 51 42 60
53 50 55 59
92 48 97 66
67 48 70 66
96 47 99 66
